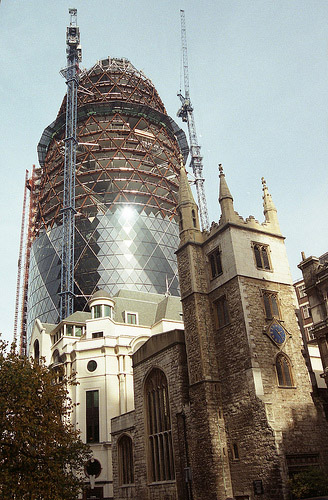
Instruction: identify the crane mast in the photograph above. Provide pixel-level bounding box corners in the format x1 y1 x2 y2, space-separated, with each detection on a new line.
177 9 209 231
60 8 82 321
13 170 29 348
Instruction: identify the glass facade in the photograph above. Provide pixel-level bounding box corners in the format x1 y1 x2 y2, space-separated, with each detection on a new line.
27 205 180 343
27 58 187 347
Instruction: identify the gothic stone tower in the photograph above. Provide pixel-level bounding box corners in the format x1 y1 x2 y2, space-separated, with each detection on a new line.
176 165 328 500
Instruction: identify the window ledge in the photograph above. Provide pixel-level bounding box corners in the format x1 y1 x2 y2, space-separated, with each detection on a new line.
278 385 296 389
217 322 232 330
256 267 273 273
148 480 176 486
210 272 223 281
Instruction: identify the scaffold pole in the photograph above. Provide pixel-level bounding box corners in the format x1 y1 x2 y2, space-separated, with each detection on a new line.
60 8 82 321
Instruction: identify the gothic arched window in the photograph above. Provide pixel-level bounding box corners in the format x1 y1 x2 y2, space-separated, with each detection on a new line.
145 369 175 482
118 435 134 485
34 339 40 363
276 353 294 387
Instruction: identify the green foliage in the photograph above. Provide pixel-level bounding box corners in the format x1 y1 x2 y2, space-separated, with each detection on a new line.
0 339 91 499
289 467 328 499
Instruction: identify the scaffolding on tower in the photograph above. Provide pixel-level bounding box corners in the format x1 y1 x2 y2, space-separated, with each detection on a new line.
59 8 82 321
177 9 209 231
13 170 29 348
17 165 38 356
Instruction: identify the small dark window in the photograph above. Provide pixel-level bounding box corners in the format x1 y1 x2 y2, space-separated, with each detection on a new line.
253 243 271 270
86 390 99 443
215 296 230 328
178 210 183 231
92 332 103 338
192 209 197 228
34 340 40 363
118 435 134 485
276 354 293 387
263 291 280 319
232 443 240 460
87 360 97 372
209 249 223 278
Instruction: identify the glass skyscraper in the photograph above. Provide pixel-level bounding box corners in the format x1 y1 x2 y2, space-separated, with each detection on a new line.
27 58 188 343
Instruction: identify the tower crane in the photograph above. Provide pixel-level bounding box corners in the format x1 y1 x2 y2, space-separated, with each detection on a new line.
60 8 82 321
177 9 209 231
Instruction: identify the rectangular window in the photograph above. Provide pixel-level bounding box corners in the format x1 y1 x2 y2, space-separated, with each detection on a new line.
298 284 307 299
103 304 112 318
263 291 280 319
253 243 271 270
215 296 230 328
92 332 103 338
302 305 311 319
93 305 102 319
86 390 99 443
75 326 82 337
126 312 138 325
209 249 223 278
66 325 73 336
305 326 315 341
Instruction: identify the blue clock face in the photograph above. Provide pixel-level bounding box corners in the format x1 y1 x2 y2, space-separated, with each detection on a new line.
269 323 286 345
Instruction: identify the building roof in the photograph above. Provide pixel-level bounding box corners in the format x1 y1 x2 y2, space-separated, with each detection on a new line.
113 289 182 326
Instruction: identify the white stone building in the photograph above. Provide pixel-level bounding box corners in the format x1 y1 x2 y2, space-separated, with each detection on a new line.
30 289 183 500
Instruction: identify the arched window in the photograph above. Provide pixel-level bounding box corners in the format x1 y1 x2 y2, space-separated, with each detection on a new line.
145 369 175 482
276 354 294 387
34 339 40 363
52 349 60 364
118 435 134 485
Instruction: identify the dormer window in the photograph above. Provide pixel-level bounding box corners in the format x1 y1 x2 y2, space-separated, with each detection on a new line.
92 303 113 319
125 312 138 325
89 291 115 322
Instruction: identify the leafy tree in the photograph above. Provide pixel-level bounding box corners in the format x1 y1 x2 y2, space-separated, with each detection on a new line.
289 467 328 499
0 339 91 499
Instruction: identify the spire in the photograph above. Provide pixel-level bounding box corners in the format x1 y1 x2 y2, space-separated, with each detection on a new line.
218 164 235 223
177 156 202 246
261 177 280 232
178 156 196 207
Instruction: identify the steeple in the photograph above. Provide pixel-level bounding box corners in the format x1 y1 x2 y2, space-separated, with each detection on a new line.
219 164 235 223
261 177 280 232
177 157 202 246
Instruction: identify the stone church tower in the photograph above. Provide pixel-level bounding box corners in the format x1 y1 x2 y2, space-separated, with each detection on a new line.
176 164 328 500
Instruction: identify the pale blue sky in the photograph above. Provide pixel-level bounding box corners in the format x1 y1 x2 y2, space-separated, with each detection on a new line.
1 0 327 344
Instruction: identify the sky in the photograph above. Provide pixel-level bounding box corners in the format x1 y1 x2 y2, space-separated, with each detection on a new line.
0 0 327 345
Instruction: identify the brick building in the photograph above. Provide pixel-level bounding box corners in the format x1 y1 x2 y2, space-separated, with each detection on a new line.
299 252 328 390
111 165 328 500
294 278 326 393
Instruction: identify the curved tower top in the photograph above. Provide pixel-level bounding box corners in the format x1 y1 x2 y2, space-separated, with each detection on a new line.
27 57 188 344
